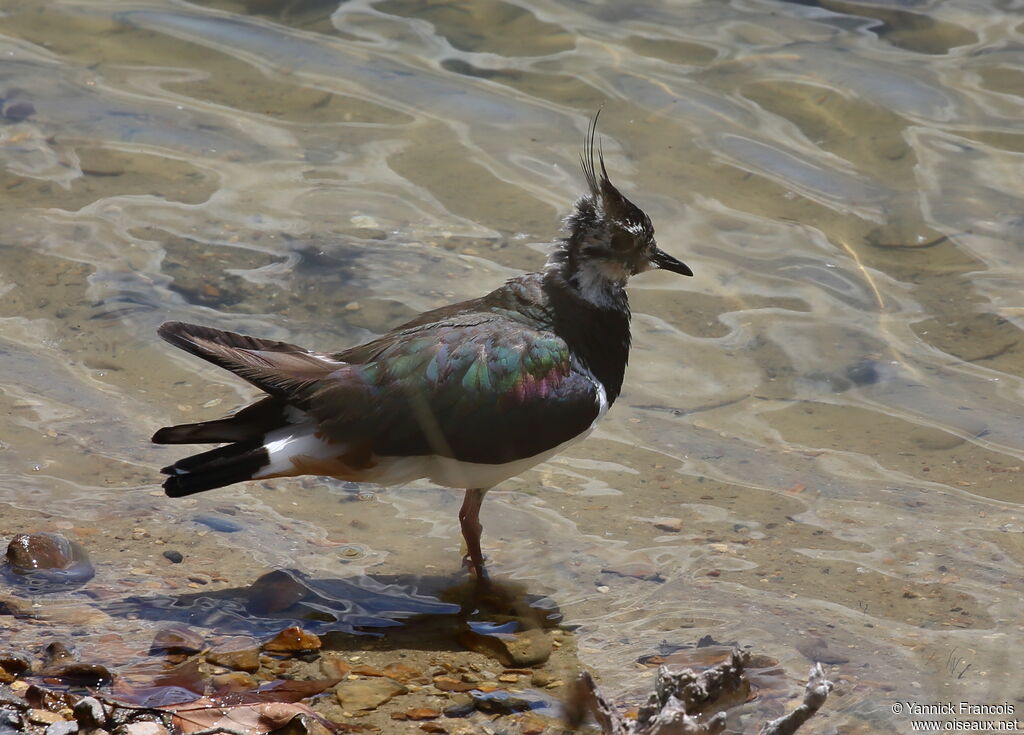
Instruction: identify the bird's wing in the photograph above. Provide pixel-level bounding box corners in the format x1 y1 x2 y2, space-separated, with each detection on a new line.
157 321 341 396
303 317 602 464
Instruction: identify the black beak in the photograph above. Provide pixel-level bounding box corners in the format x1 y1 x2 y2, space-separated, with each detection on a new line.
650 248 693 277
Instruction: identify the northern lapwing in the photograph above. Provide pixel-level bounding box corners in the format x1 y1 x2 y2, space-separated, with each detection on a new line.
153 114 693 579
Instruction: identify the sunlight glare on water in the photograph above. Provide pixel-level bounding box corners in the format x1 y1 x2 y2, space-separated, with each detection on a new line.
0 0 1022 731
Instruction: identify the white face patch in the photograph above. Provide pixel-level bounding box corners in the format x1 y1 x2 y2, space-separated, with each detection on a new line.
573 259 628 308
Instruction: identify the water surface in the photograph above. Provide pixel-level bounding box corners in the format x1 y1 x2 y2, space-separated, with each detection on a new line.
1 0 1022 731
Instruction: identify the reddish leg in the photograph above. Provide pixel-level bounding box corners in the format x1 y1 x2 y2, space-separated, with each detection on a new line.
459 488 489 580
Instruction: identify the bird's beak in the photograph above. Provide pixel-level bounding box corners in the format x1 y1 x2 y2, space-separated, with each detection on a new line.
650 248 693 276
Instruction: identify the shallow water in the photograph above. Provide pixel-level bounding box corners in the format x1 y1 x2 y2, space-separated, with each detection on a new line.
0 0 1022 730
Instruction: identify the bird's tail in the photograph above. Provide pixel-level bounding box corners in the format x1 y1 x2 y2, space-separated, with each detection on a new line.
152 320 339 497
159 439 272 497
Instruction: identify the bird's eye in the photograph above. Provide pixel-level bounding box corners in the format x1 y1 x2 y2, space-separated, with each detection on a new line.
610 230 633 252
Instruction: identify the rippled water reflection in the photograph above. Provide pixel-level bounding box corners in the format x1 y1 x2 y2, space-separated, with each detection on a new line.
1 0 1022 731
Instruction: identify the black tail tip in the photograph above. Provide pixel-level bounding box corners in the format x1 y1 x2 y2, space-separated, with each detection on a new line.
162 475 187 497
152 427 174 444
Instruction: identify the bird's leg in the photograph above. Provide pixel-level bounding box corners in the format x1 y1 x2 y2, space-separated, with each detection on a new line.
459 488 489 581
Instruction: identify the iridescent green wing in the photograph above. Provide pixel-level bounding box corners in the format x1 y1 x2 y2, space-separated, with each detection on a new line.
304 316 600 464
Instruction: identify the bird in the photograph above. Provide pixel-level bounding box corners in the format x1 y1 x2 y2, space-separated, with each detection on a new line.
152 113 693 581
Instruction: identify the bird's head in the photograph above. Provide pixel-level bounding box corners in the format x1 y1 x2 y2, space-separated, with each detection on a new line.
551 113 692 306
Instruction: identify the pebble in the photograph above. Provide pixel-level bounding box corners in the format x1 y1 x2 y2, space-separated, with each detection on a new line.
0 651 31 680
520 714 549 735
382 662 423 683
0 709 22 730
207 637 261 672
441 695 475 718
42 642 76 670
335 678 407 711
263 626 321 654
0 686 28 710
4 533 94 586
150 626 204 655
245 570 308 614
72 697 104 729
45 720 78 735
40 643 111 686
192 514 243 533
350 664 384 677
419 724 447 734
653 518 684 533
459 626 551 668
28 709 65 726
162 550 184 564
432 675 477 693
319 656 351 679
403 708 440 721
121 723 170 735
530 670 555 687
2 101 35 121
469 690 535 715
210 672 258 693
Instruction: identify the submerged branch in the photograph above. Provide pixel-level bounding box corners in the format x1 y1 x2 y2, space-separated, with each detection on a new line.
573 649 832 735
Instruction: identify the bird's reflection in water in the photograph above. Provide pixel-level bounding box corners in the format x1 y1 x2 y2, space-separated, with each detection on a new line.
105 568 563 655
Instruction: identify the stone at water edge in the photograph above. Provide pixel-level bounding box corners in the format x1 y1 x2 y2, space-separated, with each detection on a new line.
459 626 551 667
335 678 408 711
206 637 261 672
211 672 259 693
263 626 321 654
150 626 205 655
4 533 94 585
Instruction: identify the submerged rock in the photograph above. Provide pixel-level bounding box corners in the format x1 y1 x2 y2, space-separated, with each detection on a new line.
459 624 551 668
4 533 94 587
0 651 31 682
469 689 538 715
206 637 260 672
40 642 112 686
246 570 308 614
150 626 205 656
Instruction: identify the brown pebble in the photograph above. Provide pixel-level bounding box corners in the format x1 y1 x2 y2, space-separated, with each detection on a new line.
498 674 519 683
458 626 551 668
653 518 684 532
263 625 321 654
420 724 447 734
0 651 32 678
706 570 721 577
405 707 440 720
335 678 407 711
320 656 352 679
151 625 205 655
431 675 477 693
28 709 64 726
211 671 258 693
351 664 384 677
122 723 170 735
530 670 555 687
246 570 308 614
520 714 548 735
382 662 423 683
207 636 261 673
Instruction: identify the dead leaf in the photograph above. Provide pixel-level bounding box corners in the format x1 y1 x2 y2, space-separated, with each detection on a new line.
165 697 330 734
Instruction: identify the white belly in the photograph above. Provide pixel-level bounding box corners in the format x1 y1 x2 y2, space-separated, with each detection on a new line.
254 380 608 489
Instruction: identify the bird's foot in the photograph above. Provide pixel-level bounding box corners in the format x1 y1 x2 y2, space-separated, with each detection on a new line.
462 552 491 587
